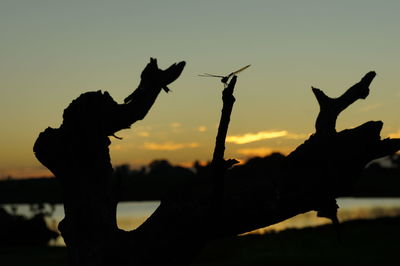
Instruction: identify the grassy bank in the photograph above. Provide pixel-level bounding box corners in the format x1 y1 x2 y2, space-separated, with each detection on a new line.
192 216 400 266
0 246 67 266
2 216 399 265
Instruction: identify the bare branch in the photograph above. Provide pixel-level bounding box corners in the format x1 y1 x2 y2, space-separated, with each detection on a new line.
312 71 376 135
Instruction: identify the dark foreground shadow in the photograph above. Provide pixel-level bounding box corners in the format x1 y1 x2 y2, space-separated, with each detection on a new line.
1 216 398 266
0 206 58 246
192 216 400 266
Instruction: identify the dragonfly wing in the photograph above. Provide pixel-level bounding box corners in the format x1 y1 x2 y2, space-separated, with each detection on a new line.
199 73 225 78
230 64 251 76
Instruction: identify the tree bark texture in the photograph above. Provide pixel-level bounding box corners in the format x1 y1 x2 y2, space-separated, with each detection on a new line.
34 66 400 266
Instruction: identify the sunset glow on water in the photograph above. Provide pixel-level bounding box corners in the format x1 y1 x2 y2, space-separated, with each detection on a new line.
4 198 397 246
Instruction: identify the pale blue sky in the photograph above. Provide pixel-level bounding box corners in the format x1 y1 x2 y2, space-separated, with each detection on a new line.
1 0 400 177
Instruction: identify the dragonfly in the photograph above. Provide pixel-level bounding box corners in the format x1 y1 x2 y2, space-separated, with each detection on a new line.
199 64 251 86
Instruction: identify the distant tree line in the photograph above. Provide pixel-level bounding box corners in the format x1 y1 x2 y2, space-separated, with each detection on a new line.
1 152 400 205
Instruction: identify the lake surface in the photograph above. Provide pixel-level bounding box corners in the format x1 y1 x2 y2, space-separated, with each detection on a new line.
249 197 400 234
3 198 400 246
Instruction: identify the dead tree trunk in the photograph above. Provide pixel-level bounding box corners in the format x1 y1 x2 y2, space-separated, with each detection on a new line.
33 58 186 266
210 76 239 205
34 65 400 266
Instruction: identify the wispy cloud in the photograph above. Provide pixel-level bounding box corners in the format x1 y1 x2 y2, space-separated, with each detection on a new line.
236 147 274 157
110 143 135 151
142 142 200 151
227 131 288 144
137 131 150 137
286 133 309 140
227 130 288 144
170 122 182 133
197 126 207 132
388 130 400 138
110 144 124 151
170 122 181 128
227 130 308 144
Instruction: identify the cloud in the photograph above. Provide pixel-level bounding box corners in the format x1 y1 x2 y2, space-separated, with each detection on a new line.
142 142 200 151
388 130 400 138
170 122 181 128
110 143 135 151
137 131 150 137
226 130 308 144
110 144 124 151
286 132 309 140
170 122 183 133
236 147 274 157
226 130 288 144
197 126 207 132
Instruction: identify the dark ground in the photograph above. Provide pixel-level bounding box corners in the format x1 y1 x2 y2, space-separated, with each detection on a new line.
192 216 400 266
1 216 399 266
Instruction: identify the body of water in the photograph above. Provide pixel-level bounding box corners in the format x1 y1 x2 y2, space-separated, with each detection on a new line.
248 198 400 234
3 198 400 245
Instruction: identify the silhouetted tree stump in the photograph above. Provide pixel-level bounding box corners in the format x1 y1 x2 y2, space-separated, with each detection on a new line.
34 66 400 266
34 58 186 266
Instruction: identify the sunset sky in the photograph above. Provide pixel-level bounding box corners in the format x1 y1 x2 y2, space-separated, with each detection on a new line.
1 1 400 178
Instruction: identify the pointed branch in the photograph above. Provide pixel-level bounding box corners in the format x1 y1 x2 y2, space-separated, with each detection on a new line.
312 71 376 135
